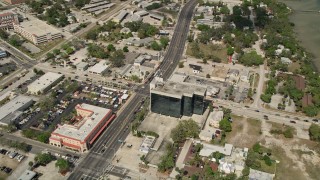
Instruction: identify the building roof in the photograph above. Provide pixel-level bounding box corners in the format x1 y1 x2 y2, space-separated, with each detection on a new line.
293 75 306 90
18 170 37 180
249 169 274 180
52 104 112 142
149 13 164 21
76 62 88 69
199 143 233 157
151 80 207 99
27 72 63 93
0 95 33 125
88 60 109 74
139 136 156 153
114 10 128 22
16 19 61 37
135 10 149 17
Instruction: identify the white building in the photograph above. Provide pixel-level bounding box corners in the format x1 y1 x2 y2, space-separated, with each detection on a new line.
113 10 129 23
219 158 235 174
199 143 233 157
139 136 156 153
88 60 109 75
13 19 62 45
0 95 33 126
27 72 64 95
76 62 89 71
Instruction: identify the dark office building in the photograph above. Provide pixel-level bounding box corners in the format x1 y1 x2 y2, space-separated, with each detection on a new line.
150 81 207 118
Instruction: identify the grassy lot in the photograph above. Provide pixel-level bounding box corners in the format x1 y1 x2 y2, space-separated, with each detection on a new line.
158 8 178 19
186 43 228 63
272 146 307 180
247 118 262 136
288 61 301 72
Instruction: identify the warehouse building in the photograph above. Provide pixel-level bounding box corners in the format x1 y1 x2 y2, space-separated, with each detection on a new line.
27 72 64 95
13 19 62 45
49 104 115 152
0 95 34 126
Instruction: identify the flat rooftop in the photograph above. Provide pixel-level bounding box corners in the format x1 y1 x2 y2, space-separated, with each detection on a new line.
17 19 61 37
0 95 33 124
151 80 207 98
53 104 112 142
88 60 109 74
199 143 233 157
28 72 63 93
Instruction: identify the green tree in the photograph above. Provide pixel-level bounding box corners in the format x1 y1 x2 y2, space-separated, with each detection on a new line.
28 161 34 167
151 41 162 51
130 75 140 83
263 155 272 166
303 105 318 117
260 93 272 103
0 29 9 39
158 143 175 172
309 124 320 142
55 158 70 173
171 119 200 143
37 132 51 143
219 119 232 132
107 44 116 52
239 51 264 66
53 49 60 55
227 47 234 56
160 37 170 48
110 50 125 67
123 46 129 52
46 52 54 59
35 153 54 165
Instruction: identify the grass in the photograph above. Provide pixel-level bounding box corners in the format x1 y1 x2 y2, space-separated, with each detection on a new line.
271 146 306 180
258 159 277 174
247 118 262 136
186 43 228 63
288 61 301 73
158 8 178 19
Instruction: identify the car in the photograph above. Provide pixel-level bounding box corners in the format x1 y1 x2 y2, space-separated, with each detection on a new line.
84 74 88 76
290 120 296 124
312 119 319 122
304 120 309 122
101 149 105 153
255 110 260 112
127 144 133 148
75 76 79 79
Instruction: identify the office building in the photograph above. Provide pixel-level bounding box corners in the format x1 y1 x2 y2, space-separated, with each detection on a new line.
150 78 207 118
0 11 19 30
0 95 33 126
88 60 109 75
27 72 64 95
49 104 115 152
13 19 62 45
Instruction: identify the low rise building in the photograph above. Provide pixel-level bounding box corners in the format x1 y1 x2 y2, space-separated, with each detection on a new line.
199 143 233 157
27 72 64 95
0 95 33 126
149 13 164 21
249 169 274 180
13 19 62 45
0 11 19 30
76 62 89 71
88 60 109 75
18 170 37 180
49 104 115 152
139 136 156 153
113 10 129 23
125 37 153 47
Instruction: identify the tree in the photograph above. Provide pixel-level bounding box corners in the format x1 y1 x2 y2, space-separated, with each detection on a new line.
151 41 162 51
55 158 70 173
46 52 54 59
260 93 272 103
227 47 234 56
0 29 9 39
309 124 320 142
37 132 51 143
28 161 34 167
303 105 318 117
65 47 74 55
107 44 116 52
53 49 60 55
130 75 140 83
179 62 184 68
239 51 264 66
219 119 232 132
87 43 108 59
39 96 56 111
160 37 170 48
35 153 54 165
158 143 175 172
123 46 129 52
171 119 200 143
110 50 125 67
8 35 22 47
263 155 272 166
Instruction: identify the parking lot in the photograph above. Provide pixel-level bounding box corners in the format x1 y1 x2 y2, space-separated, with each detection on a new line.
0 147 27 179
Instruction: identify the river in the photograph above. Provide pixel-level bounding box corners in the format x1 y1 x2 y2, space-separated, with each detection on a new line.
279 0 320 71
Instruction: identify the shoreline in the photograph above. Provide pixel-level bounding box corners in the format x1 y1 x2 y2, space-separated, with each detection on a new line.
279 0 320 72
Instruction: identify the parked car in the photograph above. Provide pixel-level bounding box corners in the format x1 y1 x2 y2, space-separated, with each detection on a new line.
290 120 296 124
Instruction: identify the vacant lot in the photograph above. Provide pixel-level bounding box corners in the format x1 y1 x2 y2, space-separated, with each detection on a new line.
226 115 262 148
186 43 228 63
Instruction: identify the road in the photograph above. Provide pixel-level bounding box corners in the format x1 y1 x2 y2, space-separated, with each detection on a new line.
68 0 199 179
252 64 265 108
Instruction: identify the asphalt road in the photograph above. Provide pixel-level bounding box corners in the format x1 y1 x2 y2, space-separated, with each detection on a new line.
68 1 199 179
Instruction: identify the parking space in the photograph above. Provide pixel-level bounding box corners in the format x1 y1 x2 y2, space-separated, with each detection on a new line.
0 147 27 179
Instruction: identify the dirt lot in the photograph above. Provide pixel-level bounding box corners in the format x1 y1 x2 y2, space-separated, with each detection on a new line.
186 43 228 63
228 114 320 179
0 154 19 179
226 115 262 148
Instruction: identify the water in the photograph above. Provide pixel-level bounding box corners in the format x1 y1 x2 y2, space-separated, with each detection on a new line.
279 0 320 71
